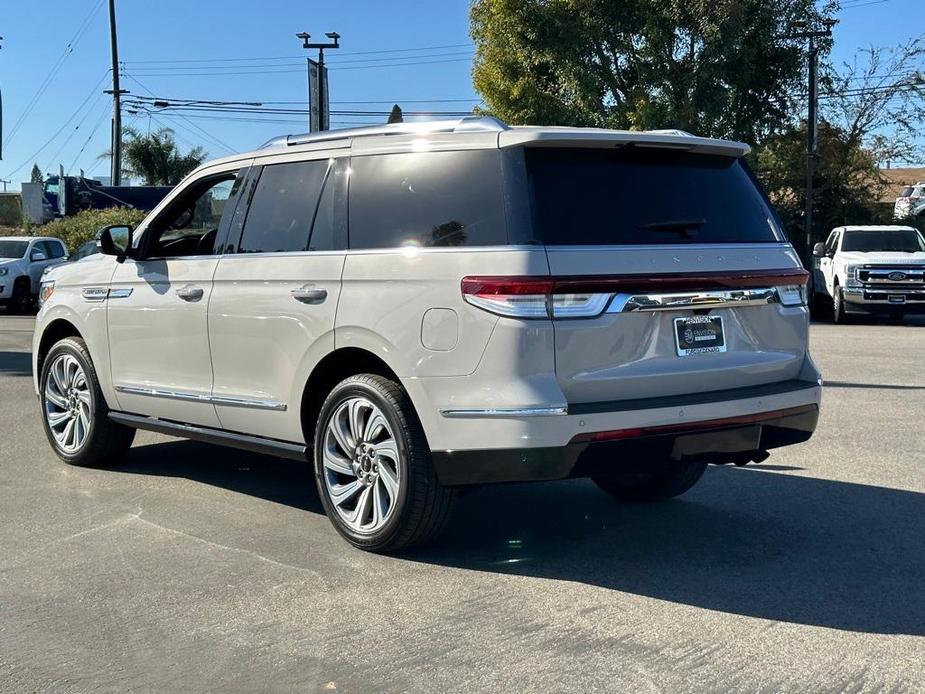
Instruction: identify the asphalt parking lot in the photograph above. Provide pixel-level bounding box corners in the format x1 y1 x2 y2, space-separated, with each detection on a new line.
1 313 923 693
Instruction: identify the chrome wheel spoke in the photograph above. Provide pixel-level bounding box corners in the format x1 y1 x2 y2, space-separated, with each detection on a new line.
374 440 399 463
363 411 387 443
322 447 354 476
330 406 355 457
44 388 68 409
47 410 71 427
347 399 366 448
350 486 374 527
378 461 399 502
330 479 363 507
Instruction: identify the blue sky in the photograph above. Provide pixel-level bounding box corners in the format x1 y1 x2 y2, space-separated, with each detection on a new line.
0 0 919 188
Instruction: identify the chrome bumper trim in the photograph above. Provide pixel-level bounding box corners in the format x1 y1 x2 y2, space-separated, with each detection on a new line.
607 287 778 313
439 406 568 419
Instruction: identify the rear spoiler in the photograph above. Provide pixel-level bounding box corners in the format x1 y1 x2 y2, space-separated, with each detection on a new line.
498 128 750 158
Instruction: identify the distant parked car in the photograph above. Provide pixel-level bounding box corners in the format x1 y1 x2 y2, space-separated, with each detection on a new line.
894 182 925 219
0 236 69 313
812 225 925 323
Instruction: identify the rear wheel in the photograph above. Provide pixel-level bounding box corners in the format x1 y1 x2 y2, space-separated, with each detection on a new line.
39 337 135 466
592 460 707 501
313 374 456 552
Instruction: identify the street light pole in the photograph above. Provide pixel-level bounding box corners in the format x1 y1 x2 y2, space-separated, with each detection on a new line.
784 20 835 268
296 31 340 131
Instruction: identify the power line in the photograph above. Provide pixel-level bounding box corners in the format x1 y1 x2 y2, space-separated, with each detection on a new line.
5 0 105 145
67 106 112 174
43 92 108 172
122 56 474 78
121 43 473 64
124 50 473 72
3 72 110 180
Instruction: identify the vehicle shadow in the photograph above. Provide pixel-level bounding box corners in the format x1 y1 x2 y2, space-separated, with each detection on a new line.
113 439 924 636
0 351 32 376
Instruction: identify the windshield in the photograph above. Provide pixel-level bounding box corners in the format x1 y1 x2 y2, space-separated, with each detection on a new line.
0 240 28 259
526 147 784 245
841 229 925 253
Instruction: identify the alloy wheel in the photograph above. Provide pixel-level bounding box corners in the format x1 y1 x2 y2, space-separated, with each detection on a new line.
44 354 92 453
322 397 401 535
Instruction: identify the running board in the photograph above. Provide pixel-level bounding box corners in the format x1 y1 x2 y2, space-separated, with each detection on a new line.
108 412 308 462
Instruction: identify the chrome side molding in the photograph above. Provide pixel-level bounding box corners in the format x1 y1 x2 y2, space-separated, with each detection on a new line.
114 384 287 412
607 288 778 313
440 406 568 418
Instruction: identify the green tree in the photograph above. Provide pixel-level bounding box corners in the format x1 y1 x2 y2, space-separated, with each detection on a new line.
387 104 404 124
471 0 835 143
105 127 207 186
30 164 44 184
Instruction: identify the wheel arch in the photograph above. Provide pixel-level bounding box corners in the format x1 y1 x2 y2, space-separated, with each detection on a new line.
300 347 417 449
36 318 83 383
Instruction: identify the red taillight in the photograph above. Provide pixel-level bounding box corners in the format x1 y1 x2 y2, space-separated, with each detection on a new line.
461 269 809 319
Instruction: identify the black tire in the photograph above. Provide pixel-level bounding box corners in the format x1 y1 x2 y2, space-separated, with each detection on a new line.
810 291 831 320
888 313 905 324
592 460 707 502
832 285 849 324
313 373 456 552
39 337 135 467
10 278 33 314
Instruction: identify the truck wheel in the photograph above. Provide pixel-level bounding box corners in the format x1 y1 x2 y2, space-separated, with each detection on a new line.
313 374 456 552
39 337 135 467
592 460 707 501
832 286 849 324
10 279 33 314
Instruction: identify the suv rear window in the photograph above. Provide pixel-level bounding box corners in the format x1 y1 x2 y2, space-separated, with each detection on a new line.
526 148 783 245
900 186 914 198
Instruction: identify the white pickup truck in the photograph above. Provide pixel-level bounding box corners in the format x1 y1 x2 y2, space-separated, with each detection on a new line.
812 225 925 323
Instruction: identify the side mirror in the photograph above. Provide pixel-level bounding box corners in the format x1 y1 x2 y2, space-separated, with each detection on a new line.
812 242 827 258
30 250 48 262
99 225 134 262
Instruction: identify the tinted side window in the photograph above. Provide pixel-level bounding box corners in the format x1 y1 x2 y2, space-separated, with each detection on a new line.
348 150 506 249
239 160 328 254
308 158 348 251
47 240 66 258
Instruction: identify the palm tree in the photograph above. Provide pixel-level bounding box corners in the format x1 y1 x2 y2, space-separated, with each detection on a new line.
100 127 207 185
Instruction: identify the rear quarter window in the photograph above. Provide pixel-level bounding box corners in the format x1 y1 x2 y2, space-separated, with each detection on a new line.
526 147 784 245
348 150 506 249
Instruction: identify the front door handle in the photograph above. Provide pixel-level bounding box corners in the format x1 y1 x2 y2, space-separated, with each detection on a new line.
291 285 327 304
176 285 204 302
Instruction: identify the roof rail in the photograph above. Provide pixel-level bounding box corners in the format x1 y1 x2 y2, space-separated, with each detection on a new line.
259 116 509 149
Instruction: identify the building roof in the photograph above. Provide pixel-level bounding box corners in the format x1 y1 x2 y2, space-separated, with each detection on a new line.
879 167 925 203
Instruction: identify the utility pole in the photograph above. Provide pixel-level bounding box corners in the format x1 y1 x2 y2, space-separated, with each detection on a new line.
1 36 4 161
296 31 340 131
106 0 126 184
784 19 836 268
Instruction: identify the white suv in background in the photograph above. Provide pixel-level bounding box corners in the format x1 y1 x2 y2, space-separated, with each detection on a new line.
812 225 925 323
33 118 822 552
0 236 69 313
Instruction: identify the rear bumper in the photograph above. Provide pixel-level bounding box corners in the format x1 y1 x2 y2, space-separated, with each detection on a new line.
431 381 821 486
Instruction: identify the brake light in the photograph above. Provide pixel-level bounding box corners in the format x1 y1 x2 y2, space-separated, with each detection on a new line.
462 269 809 319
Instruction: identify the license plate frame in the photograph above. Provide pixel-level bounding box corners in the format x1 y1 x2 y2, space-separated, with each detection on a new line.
674 315 726 357
888 294 906 304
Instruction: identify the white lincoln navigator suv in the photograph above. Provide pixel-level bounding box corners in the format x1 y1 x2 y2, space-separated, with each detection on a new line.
33 118 822 551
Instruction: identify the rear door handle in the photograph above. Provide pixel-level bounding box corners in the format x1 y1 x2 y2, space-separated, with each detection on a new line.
291 285 328 304
175 285 204 302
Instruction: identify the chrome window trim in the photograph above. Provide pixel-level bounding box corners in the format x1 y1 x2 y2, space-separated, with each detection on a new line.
439 406 568 419
114 385 286 412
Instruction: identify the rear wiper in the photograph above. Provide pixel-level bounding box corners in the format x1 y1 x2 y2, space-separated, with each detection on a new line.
639 218 706 239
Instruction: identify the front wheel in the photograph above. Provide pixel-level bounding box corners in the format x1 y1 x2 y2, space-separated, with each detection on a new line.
313 374 456 552
39 337 135 466
832 286 849 324
592 460 707 501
